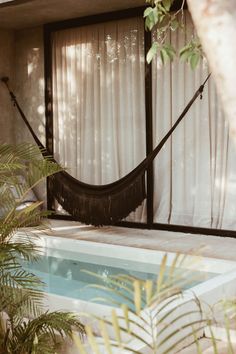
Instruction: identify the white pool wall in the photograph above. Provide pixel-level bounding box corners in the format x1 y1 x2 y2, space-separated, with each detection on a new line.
29 234 236 273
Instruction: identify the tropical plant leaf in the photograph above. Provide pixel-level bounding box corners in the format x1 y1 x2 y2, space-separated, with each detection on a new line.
4 311 84 354
0 143 85 353
147 42 159 64
162 0 173 11
74 254 211 353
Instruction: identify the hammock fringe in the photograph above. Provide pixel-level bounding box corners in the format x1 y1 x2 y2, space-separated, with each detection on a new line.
50 171 146 226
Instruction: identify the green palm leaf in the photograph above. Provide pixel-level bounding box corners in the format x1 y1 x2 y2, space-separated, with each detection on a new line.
75 254 209 353
0 143 85 353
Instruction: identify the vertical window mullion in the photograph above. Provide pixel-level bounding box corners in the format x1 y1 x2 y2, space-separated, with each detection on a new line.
144 28 154 228
44 27 55 212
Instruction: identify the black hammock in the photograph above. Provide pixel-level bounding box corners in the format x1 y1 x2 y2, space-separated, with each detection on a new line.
2 75 210 226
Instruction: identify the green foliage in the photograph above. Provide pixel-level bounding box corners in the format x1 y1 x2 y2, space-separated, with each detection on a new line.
147 42 159 64
160 43 176 64
144 7 159 31
2 311 84 354
0 143 85 353
144 0 203 68
147 42 176 64
0 144 61 219
74 253 236 354
144 1 175 31
73 254 213 353
179 39 203 70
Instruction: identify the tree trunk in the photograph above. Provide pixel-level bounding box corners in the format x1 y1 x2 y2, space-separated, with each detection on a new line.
187 0 236 141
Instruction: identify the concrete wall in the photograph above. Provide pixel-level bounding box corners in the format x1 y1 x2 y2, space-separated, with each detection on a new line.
14 27 46 203
0 29 15 143
0 26 45 145
14 27 45 145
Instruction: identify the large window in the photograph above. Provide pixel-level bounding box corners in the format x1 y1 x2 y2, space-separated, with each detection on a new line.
152 13 236 230
45 9 236 233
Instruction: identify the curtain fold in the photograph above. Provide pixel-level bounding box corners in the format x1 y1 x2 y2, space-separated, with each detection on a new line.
153 12 236 229
52 11 236 229
52 17 146 222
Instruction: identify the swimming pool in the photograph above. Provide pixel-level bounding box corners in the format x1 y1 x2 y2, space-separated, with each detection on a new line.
20 233 236 317
20 233 236 353
22 245 218 306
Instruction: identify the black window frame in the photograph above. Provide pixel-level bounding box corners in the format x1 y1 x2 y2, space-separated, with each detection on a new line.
44 6 236 238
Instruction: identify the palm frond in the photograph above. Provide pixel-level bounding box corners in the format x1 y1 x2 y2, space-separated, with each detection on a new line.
75 254 208 354
0 286 43 319
6 311 85 354
0 143 51 168
0 203 52 242
0 143 85 354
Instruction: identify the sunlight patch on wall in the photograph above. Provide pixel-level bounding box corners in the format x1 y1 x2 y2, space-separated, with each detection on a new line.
0 0 14 3
37 105 44 114
27 62 33 75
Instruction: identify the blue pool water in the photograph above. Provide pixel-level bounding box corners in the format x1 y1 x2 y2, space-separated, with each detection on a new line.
22 248 217 306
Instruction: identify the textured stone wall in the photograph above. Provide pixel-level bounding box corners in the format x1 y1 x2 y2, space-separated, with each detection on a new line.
14 27 45 145
0 29 15 143
14 27 46 204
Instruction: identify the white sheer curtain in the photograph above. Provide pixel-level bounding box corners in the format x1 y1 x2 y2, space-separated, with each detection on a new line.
52 17 146 222
153 12 236 229
51 12 236 229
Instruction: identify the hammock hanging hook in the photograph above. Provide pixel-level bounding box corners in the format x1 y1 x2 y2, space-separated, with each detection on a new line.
1 76 9 84
1 76 17 106
199 73 211 100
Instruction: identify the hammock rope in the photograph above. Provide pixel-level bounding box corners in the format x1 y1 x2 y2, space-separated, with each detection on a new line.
1 74 211 226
